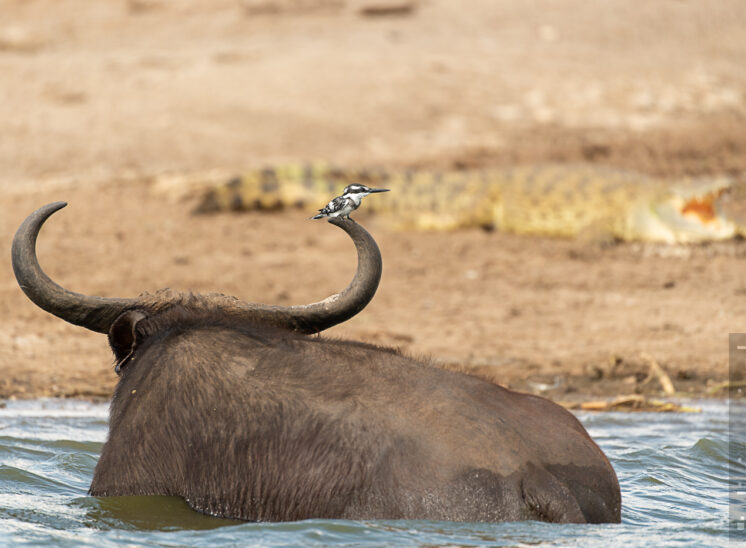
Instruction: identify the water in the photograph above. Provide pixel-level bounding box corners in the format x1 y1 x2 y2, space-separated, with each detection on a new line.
0 399 742 547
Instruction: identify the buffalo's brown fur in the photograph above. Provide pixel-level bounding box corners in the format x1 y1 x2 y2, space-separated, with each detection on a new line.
14 204 620 523
90 299 621 523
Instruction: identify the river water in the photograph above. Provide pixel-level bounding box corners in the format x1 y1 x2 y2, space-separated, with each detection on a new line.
0 399 742 547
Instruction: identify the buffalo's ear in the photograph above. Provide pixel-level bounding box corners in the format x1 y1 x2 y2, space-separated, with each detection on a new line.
108 310 148 373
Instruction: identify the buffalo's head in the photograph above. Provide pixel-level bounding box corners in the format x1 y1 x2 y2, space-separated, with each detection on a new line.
12 202 382 372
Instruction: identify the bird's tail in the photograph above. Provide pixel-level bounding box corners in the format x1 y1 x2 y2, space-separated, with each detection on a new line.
311 212 325 220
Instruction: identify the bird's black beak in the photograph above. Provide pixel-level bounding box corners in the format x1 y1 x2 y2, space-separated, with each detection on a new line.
369 188 390 193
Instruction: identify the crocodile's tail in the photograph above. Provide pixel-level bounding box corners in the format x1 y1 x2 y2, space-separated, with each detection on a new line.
193 162 388 214
193 162 501 230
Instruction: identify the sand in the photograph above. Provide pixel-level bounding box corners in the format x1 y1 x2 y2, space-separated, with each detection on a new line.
1 0 745 400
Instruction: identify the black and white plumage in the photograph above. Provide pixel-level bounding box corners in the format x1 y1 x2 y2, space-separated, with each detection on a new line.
312 184 390 220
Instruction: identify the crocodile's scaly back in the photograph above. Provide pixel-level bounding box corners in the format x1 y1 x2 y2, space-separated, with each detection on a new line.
193 162 741 243
493 165 658 239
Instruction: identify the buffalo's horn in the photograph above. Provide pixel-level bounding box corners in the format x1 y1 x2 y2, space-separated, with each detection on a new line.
12 202 138 334
232 217 382 334
13 203 382 336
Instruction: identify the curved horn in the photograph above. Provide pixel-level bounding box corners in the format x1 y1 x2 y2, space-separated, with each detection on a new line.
232 217 383 334
13 203 382 336
12 202 137 333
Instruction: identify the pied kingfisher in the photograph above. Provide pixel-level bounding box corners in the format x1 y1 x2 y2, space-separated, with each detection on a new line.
312 184 390 220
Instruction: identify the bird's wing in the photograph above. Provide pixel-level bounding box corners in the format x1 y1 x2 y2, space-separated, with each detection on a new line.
325 196 346 212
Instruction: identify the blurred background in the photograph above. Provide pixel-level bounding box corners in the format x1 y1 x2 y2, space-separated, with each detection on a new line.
1 0 745 400
2 0 746 181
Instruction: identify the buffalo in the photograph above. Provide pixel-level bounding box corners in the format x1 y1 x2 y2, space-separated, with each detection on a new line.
12 202 621 523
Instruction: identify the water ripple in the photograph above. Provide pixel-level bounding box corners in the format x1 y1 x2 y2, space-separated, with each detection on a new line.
0 399 739 546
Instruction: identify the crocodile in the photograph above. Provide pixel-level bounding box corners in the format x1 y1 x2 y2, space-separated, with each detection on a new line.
193 163 744 243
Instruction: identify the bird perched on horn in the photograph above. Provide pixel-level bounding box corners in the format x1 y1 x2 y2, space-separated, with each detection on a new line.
312 184 390 220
